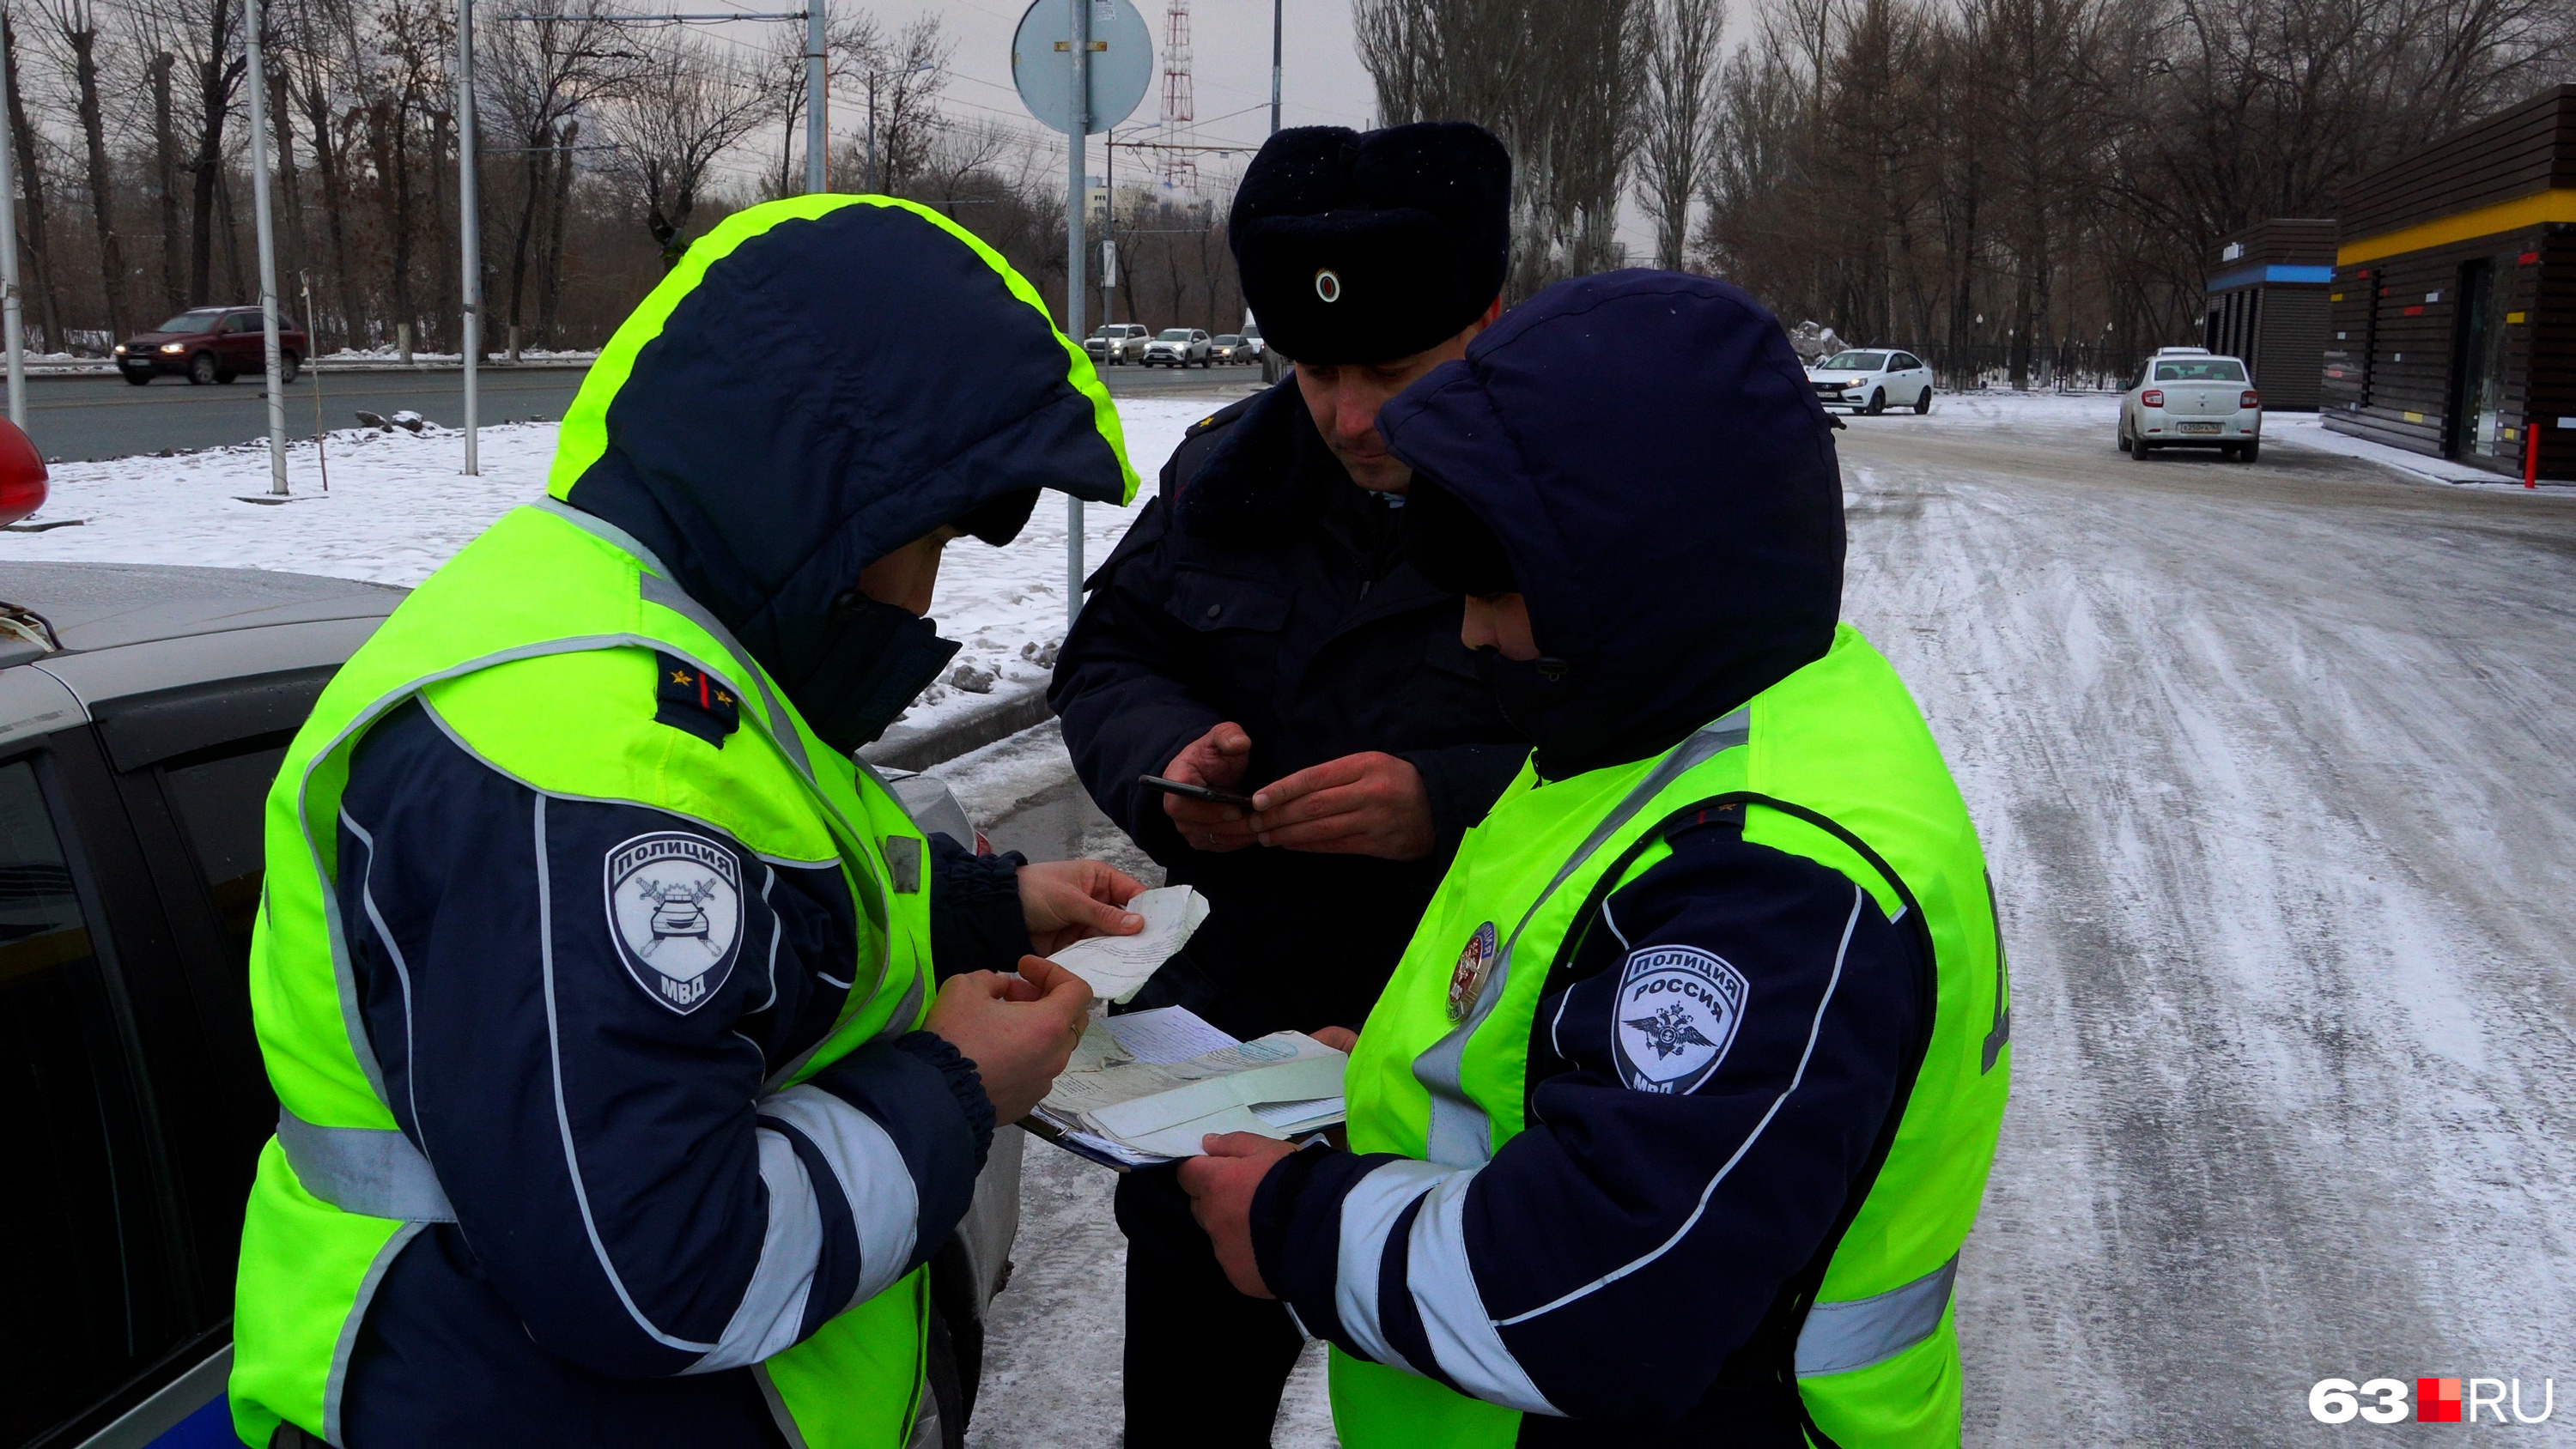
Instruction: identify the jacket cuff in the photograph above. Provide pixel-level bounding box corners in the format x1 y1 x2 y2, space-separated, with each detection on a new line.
928 834 1032 979
808 1034 993 1270
1252 1145 1410 1355
1399 742 1531 858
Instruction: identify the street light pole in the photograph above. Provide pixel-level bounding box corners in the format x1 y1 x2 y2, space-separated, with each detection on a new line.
246 0 289 493
804 3 826 191
458 0 482 474
1269 0 1281 136
0 35 22 431
1065 0 1090 624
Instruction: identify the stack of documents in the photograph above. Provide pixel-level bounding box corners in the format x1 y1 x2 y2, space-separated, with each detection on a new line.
1027 1006 1347 1169
1048 886 1211 1003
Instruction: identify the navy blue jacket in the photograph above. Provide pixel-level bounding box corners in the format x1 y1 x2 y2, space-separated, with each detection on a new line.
1249 273 1928 1442
1048 382 1526 1039
316 201 1130 1446
334 702 1024 1445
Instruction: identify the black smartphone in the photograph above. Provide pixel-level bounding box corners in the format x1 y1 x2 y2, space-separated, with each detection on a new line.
1139 773 1257 809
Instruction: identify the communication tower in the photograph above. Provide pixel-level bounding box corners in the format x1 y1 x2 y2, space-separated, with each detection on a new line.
1158 0 1197 194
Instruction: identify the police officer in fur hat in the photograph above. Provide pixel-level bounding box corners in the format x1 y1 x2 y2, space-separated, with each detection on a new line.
1048 122 1527 1444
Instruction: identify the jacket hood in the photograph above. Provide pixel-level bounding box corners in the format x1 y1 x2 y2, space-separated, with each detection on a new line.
1377 270 1845 776
550 196 1136 689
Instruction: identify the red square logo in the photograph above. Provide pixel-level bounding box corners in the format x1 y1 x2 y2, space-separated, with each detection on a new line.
2418 1378 2462 1422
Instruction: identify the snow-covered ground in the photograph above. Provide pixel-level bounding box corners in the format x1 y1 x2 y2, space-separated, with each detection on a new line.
938 391 2576 1446
3 394 1218 737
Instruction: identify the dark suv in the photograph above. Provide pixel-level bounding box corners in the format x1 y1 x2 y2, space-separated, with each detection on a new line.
3 563 1018 1449
113 310 308 387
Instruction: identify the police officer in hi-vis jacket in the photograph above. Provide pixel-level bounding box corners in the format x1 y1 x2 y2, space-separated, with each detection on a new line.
1179 271 2012 1446
230 197 1147 1447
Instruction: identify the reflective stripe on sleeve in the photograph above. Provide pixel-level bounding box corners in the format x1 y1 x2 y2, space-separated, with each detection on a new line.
1332 1159 1452 1371
1405 1170 1564 1416
1794 1254 1957 1377
756 1083 920 1307
683 1128 829 1373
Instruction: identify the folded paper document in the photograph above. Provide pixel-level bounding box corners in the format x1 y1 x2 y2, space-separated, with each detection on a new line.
1048 885 1211 1003
1026 1006 1346 1167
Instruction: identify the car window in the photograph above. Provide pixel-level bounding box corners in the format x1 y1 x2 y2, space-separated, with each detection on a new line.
1819 351 1888 370
158 742 289 973
1893 353 1921 370
2153 359 2247 382
154 312 223 334
0 757 185 1442
1157 329 1190 341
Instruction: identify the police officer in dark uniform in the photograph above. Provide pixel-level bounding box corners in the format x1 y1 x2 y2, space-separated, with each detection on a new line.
1047 123 1525 1445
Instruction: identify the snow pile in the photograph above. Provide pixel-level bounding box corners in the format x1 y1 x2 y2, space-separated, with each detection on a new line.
2 395 1220 735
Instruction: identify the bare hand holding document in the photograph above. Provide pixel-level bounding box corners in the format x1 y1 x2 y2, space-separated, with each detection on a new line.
1045 884 1210 1003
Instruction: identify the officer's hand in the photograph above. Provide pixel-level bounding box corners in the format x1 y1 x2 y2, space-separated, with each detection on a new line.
1018 858 1147 955
923 957 1093 1124
1248 752 1434 861
1309 1026 1358 1053
1178 1132 1301 1299
1162 722 1258 854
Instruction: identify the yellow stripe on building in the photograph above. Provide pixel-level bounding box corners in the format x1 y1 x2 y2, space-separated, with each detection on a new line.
2337 189 2576 266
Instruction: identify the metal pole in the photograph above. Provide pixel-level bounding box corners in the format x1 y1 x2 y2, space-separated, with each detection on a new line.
865 74 877 192
1102 131 1113 326
0 27 21 432
803 3 825 191
458 0 481 474
247 0 289 493
1065 0 1089 624
1269 0 1281 136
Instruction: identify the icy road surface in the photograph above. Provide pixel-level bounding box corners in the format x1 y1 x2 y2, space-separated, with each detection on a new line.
945 395 2576 1446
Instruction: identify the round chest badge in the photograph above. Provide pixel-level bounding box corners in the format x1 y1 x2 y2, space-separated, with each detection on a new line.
1447 920 1499 1022
605 831 744 1015
1611 946 1748 1094
1314 268 1343 303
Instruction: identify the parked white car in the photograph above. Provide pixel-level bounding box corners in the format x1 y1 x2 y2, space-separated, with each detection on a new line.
1806 349 1935 414
2118 348 2262 461
1145 328 1212 367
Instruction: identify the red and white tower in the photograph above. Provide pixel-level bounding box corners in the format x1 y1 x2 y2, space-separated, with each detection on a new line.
1158 0 1197 195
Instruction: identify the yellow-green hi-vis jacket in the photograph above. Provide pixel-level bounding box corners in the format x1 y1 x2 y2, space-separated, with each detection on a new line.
232 195 1133 1447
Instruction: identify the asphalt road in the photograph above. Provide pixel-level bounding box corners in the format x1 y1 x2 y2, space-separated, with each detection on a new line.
936 406 2576 1446
21 356 1264 463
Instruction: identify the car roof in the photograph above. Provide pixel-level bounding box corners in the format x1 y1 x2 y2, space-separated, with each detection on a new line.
0 564 402 759
2154 346 2212 355
0 562 398 653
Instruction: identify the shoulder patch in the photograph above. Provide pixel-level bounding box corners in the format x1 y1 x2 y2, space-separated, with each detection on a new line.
1611 946 1748 1094
605 831 744 1013
653 651 739 747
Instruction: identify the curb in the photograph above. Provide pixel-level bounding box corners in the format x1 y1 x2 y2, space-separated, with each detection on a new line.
861 686 1055 773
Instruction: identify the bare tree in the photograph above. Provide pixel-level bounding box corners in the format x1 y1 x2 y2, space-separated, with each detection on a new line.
37 0 125 337
603 35 762 270
1356 0 1647 295
1639 0 1722 271
2 7 64 345
482 0 629 345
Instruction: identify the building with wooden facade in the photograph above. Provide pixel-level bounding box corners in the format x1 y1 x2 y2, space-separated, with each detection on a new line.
2321 85 2576 480
2203 220 2336 409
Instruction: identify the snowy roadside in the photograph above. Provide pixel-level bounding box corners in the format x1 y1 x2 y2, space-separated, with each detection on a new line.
2 394 1223 741
1899 386 2567 492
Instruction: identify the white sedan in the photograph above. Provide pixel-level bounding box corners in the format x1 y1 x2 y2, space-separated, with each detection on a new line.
2118 349 2262 462
1806 349 1935 415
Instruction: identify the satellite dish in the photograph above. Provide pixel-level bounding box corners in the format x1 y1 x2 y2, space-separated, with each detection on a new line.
1011 0 1154 136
